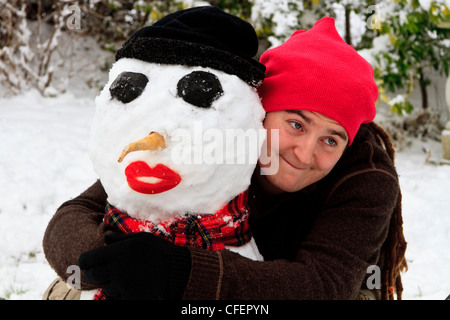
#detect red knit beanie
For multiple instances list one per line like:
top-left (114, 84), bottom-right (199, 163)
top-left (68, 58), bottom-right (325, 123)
top-left (258, 17), bottom-right (378, 145)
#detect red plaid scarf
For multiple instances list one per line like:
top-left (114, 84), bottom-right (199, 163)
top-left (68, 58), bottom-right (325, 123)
top-left (93, 190), bottom-right (251, 300)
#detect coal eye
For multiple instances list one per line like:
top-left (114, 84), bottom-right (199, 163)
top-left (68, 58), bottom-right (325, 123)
top-left (177, 71), bottom-right (223, 108)
top-left (109, 72), bottom-right (149, 104)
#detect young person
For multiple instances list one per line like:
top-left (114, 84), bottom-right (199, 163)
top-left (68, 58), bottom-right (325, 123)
top-left (43, 14), bottom-right (407, 301)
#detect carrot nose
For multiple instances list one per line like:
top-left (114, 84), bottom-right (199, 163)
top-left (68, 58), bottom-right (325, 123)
top-left (118, 132), bottom-right (166, 163)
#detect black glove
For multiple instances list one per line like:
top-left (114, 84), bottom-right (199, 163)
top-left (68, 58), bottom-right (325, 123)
top-left (78, 232), bottom-right (191, 300)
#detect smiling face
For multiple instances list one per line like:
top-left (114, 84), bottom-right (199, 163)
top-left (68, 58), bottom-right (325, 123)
top-left (258, 110), bottom-right (348, 194)
top-left (89, 58), bottom-right (265, 222)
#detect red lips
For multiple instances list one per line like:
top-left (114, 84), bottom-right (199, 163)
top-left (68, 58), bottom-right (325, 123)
top-left (125, 161), bottom-right (181, 194)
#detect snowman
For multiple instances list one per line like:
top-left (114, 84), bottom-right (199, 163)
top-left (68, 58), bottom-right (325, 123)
top-left (82, 6), bottom-right (267, 299)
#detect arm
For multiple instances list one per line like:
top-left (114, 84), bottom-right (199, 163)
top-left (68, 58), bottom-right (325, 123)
top-left (47, 162), bottom-right (398, 298)
top-left (42, 180), bottom-right (108, 289)
top-left (184, 170), bottom-right (399, 300)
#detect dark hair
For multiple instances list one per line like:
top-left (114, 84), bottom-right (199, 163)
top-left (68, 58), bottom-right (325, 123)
top-left (369, 122), bottom-right (408, 300)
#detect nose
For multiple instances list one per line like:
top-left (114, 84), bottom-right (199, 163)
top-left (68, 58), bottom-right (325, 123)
top-left (292, 136), bottom-right (315, 166)
top-left (118, 132), bottom-right (166, 163)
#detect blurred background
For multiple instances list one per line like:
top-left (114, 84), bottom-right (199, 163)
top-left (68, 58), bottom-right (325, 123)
top-left (1, 0), bottom-right (449, 138)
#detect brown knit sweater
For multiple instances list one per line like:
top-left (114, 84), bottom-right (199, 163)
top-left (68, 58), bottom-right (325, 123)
top-left (43, 123), bottom-right (400, 299)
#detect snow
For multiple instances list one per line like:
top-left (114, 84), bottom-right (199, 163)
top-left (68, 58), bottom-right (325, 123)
top-left (1, 4), bottom-right (450, 297)
top-left (418, 0), bottom-right (432, 11)
top-left (387, 94), bottom-right (406, 107)
top-left (392, 134), bottom-right (450, 299)
top-left (0, 89), bottom-right (97, 299)
top-left (1, 87), bottom-right (449, 300)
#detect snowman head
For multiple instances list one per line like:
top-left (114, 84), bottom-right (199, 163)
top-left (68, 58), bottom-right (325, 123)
top-left (88, 6), bottom-right (266, 222)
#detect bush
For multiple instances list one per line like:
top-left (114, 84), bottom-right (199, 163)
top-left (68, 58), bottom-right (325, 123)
top-left (0, 0), bottom-right (71, 95)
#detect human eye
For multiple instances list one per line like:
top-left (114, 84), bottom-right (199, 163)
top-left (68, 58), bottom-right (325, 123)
top-left (323, 137), bottom-right (337, 147)
top-left (289, 121), bottom-right (303, 131)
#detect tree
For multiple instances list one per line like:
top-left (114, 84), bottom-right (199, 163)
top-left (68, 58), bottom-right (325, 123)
top-left (251, 0), bottom-right (449, 116)
top-left (0, 0), bottom-right (68, 95)
top-left (2, 0), bottom-right (448, 109)
top-left (360, 0), bottom-right (450, 114)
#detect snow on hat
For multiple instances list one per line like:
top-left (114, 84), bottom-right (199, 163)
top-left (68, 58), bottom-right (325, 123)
top-left (258, 17), bottom-right (378, 145)
top-left (115, 6), bottom-right (265, 87)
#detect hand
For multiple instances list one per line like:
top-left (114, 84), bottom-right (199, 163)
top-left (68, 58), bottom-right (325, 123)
top-left (78, 232), bottom-right (191, 300)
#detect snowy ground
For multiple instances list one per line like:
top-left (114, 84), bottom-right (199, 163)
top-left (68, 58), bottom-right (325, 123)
top-left (0, 88), bottom-right (449, 300)
top-left (395, 138), bottom-right (450, 300)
